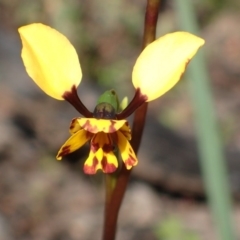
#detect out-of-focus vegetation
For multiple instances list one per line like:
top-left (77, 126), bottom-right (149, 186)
top-left (155, 216), bottom-right (200, 240)
top-left (176, 1), bottom-right (236, 240)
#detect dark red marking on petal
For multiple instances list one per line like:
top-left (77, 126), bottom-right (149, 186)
top-left (125, 154), bottom-right (137, 167)
top-left (58, 145), bottom-right (71, 158)
top-left (90, 141), bottom-right (100, 153)
top-left (110, 132), bottom-right (118, 145)
top-left (83, 157), bottom-right (99, 174)
top-left (63, 85), bottom-right (93, 117)
top-left (102, 143), bottom-right (114, 153)
top-left (116, 88), bottom-right (148, 119)
top-left (103, 134), bottom-right (116, 153)
top-left (119, 124), bottom-right (132, 140)
top-left (69, 118), bottom-right (77, 130)
top-left (82, 119), bottom-right (99, 133)
top-left (101, 156), bottom-right (117, 173)
top-left (179, 58), bottom-right (191, 80)
top-left (108, 120), bottom-right (117, 133)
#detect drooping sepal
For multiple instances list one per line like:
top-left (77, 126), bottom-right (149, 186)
top-left (116, 131), bottom-right (138, 169)
top-left (56, 129), bottom-right (92, 160)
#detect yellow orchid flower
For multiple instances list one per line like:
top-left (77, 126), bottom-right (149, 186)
top-left (56, 117), bottom-right (136, 174)
top-left (18, 23), bottom-right (204, 174)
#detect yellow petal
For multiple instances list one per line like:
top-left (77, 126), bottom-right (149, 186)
top-left (116, 131), bottom-right (138, 169)
top-left (56, 129), bottom-right (92, 160)
top-left (84, 148), bottom-right (103, 174)
top-left (69, 118), bottom-right (82, 135)
top-left (18, 23), bottom-right (82, 100)
top-left (102, 152), bottom-right (118, 173)
top-left (132, 32), bottom-right (205, 101)
top-left (77, 118), bottom-right (127, 133)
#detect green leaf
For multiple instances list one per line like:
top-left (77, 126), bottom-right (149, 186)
top-left (97, 89), bottom-right (119, 111)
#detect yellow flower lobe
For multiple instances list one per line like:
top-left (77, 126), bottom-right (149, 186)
top-left (132, 31), bottom-right (205, 101)
top-left (19, 23), bottom-right (82, 100)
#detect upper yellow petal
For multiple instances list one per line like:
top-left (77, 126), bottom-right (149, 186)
top-left (132, 32), bottom-right (205, 101)
top-left (18, 23), bottom-right (82, 100)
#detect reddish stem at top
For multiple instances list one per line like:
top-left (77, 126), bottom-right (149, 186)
top-left (63, 85), bottom-right (93, 118)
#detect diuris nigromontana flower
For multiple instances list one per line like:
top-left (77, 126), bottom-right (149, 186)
top-left (18, 23), bottom-right (204, 174)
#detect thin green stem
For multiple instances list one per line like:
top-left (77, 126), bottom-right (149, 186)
top-left (102, 1), bottom-right (161, 240)
top-left (174, 1), bottom-right (236, 239)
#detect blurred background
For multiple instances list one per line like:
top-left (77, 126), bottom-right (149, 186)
top-left (0, 0), bottom-right (240, 239)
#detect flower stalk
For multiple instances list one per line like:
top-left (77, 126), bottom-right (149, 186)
top-left (102, 1), bottom-right (161, 240)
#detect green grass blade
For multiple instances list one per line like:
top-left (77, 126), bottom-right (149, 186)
top-left (174, 1), bottom-right (236, 239)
